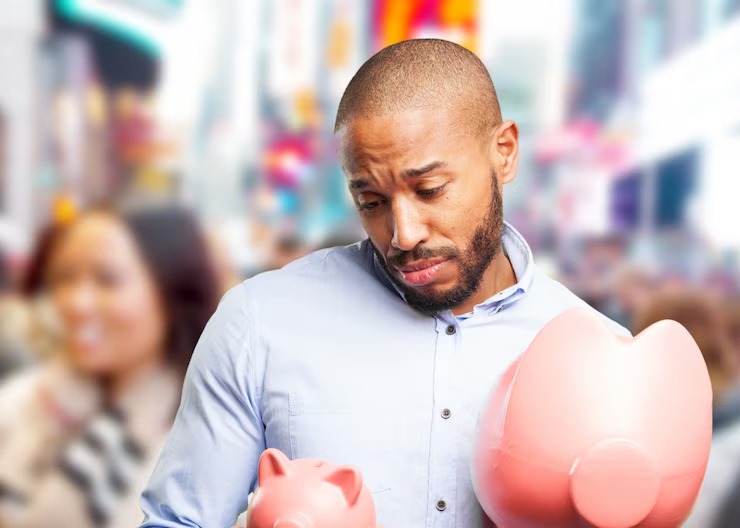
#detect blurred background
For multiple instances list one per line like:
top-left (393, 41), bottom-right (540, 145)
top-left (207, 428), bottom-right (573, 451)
top-left (1, 0), bottom-right (740, 527)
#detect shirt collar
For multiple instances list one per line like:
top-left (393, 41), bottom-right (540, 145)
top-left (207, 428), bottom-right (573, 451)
top-left (371, 221), bottom-right (535, 316)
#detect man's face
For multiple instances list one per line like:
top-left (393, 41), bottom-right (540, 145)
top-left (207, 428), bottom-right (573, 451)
top-left (338, 108), bottom-right (506, 315)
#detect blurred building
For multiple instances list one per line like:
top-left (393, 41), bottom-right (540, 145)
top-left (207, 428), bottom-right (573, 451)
top-left (534, 0), bottom-right (740, 297)
top-left (0, 1), bottom-right (44, 249)
top-left (0, 0), bottom-right (739, 285)
top-left (569, 0), bottom-right (625, 122)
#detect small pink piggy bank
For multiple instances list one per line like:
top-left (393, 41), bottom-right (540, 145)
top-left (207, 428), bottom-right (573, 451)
top-left (246, 448), bottom-right (379, 528)
top-left (472, 308), bottom-right (712, 528)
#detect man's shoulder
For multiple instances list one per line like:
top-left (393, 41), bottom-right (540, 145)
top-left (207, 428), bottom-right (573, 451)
top-left (283, 240), bottom-right (371, 273)
top-left (527, 267), bottom-right (584, 306)
top-left (528, 266), bottom-right (631, 337)
top-left (204, 241), bottom-right (384, 352)
top-left (226, 240), bottom-right (382, 313)
top-left (249, 240), bottom-right (372, 287)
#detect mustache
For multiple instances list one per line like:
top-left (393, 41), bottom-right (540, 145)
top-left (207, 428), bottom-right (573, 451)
top-left (386, 245), bottom-right (459, 268)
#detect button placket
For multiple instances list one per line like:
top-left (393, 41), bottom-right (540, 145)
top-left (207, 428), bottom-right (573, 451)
top-left (427, 318), bottom-right (459, 526)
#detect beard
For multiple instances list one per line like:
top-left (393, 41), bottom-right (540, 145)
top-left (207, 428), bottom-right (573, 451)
top-left (372, 174), bottom-right (505, 316)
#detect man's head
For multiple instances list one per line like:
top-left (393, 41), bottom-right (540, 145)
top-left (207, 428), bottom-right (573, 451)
top-left (335, 39), bottom-right (519, 315)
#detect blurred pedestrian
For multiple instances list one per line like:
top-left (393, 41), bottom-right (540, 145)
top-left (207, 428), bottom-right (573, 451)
top-left (723, 295), bottom-right (740, 358)
top-left (695, 295), bottom-right (740, 528)
top-left (0, 203), bottom-right (219, 528)
top-left (635, 291), bottom-right (740, 528)
top-left (634, 290), bottom-right (740, 426)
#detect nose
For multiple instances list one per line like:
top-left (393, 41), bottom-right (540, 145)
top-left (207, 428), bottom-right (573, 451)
top-left (390, 198), bottom-right (429, 252)
top-left (64, 281), bottom-right (96, 320)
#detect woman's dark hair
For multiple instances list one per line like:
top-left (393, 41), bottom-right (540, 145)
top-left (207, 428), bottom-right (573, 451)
top-left (22, 223), bottom-right (65, 295)
top-left (118, 204), bottom-right (220, 373)
top-left (23, 202), bottom-right (220, 374)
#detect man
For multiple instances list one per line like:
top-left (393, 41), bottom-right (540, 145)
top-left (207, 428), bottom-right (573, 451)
top-left (140, 39), bottom-right (627, 527)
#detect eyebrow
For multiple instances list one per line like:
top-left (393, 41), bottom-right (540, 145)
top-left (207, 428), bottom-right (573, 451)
top-left (349, 179), bottom-right (369, 190)
top-left (349, 161), bottom-right (447, 190)
top-left (402, 161), bottom-right (447, 178)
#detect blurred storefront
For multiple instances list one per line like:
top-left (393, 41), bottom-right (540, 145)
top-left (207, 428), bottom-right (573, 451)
top-left (0, 0), bottom-right (738, 283)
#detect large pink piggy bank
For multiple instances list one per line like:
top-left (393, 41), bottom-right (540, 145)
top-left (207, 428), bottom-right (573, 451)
top-left (472, 308), bottom-right (712, 528)
top-left (246, 448), bottom-right (379, 528)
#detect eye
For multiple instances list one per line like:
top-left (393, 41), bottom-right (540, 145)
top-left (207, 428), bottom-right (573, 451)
top-left (96, 267), bottom-right (124, 288)
top-left (48, 266), bottom-right (76, 288)
top-left (358, 201), bottom-right (384, 214)
top-left (357, 193), bottom-right (386, 214)
top-left (417, 184), bottom-right (447, 198)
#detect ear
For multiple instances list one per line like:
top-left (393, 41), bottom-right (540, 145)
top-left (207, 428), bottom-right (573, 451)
top-left (258, 448), bottom-right (292, 485)
top-left (488, 120), bottom-right (519, 185)
top-left (324, 466), bottom-right (363, 506)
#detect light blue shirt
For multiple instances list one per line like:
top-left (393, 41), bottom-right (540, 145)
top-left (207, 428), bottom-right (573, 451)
top-left (140, 222), bottom-right (627, 528)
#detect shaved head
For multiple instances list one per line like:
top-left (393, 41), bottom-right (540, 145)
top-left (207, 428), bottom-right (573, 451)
top-left (335, 39), bottom-right (502, 137)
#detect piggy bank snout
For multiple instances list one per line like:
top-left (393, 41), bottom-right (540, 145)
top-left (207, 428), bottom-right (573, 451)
top-left (570, 439), bottom-right (660, 528)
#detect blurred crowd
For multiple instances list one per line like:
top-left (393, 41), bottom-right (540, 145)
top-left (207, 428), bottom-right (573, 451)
top-left (1, 207), bottom-right (740, 525)
top-left (1, 0), bottom-right (740, 526)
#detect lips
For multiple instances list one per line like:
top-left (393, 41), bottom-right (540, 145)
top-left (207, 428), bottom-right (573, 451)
top-left (70, 324), bottom-right (104, 352)
top-left (394, 258), bottom-right (449, 287)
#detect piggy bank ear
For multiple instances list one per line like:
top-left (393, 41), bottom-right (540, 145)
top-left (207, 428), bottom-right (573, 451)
top-left (325, 466), bottom-right (363, 506)
top-left (258, 448), bottom-right (292, 485)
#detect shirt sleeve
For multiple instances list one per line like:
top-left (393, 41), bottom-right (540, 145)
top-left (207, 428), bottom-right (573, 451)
top-left (139, 284), bottom-right (266, 527)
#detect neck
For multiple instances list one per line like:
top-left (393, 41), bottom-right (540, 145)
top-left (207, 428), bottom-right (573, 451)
top-left (451, 250), bottom-right (517, 316)
top-left (105, 355), bottom-right (164, 403)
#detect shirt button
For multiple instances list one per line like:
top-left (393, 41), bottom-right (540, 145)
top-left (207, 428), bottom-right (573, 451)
top-left (441, 408), bottom-right (452, 419)
top-left (436, 499), bottom-right (447, 511)
top-left (445, 325), bottom-right (456, 335)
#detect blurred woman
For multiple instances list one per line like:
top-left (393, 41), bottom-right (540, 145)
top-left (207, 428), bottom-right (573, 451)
top-left (0, 203), bottom-right (220, 528)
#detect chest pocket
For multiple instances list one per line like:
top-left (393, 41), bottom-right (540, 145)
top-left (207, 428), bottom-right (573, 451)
top-left (288, 391), bottom-right (430, 524)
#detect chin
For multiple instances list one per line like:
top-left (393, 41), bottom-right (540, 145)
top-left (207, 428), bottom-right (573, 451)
top-left (67, 350), bottom-right (116, 377)
top-left (416, 279), bottom-right (459, 294)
